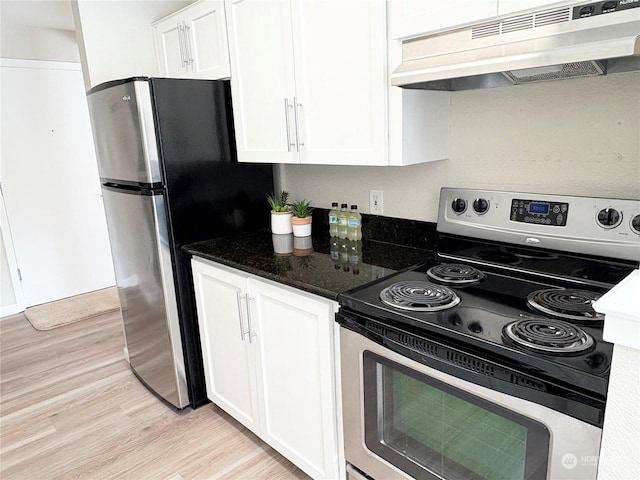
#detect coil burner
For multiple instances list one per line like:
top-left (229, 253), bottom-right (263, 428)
top-left (503, 318), bottom-right (594, 355)
top-left (527, 288), bottom-right (604, 323)
top-left (379, 281), bottom-right (460, 312)
top-left (427, 263), bottom-right (485, 285)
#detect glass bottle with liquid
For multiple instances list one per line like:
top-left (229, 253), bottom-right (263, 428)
top-left (347, 205), bottom-right (362, 241)
top-left (328, 202), bottom-right (339, 236)
top-left (337, 203), bottom-right (349, 239)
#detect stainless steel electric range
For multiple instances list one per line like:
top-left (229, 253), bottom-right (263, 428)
top-left (338, 188), bottom-right (640, 480)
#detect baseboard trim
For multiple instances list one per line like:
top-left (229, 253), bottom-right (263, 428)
top-left (0, 304), bottom-right (23, 319)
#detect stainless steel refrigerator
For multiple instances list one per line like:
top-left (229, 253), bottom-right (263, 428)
top-left (86, 77), bottom-right (273, 409)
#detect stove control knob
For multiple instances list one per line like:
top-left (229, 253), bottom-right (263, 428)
top-left (631, 214), bottom-right (640, 235)
top-left (451, 198), bottom-right (467, 214)
top-left (473, 198), bottom-right (490, 215)
top-left (596, 208), bottom-right (622, 228)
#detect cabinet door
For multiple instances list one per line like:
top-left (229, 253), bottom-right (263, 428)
top-left (249, 279), bottom-right (338, 480)
top-left (390, 0), bottom-right (498, 39)
top-left (191, 259), bottom-right (260, 434)
top-left (184, 0), bottom-right (231, 79)
top-left (154, 16), bottom-right (187, 78)
top-left (225, 0), bottom-right (298, 163)
top-left (291, 0), bottom-right (387, 166)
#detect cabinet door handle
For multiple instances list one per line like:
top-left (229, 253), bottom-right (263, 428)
top-left (245, 295), bottom-right (256, 343)
top-left (284, 98), bottom-right (295, 152)
top-left (293, 97), bottom-right (304, 151)
top-left (177, 23), bottom-right (187, 67)
top-left (236, 292), bottom-right (249, 341)
top-left (184, 22), bottom-right (194, 65)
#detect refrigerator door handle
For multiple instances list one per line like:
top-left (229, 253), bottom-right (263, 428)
top-left (236, 292), bottom-right (249, 341)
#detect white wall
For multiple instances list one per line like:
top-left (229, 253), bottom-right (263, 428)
top-left (280, 72), bottom-right (640, 220)
top-left (72, 0), bottom-right (194, 90)
top-left (0, 25), bottom-right (79, 63)
top-left (0, 1), bottom-right (80, 62)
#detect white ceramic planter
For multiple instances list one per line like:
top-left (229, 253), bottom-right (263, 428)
top-left (271, 211), bottom-right (293, 234)
top-left (291, 216), bottom-right (312, 237)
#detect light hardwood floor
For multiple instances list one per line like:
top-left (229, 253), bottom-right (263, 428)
top-left (0, 311), bottom-right (310, 480)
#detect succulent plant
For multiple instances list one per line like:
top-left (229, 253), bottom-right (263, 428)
top-left (290, 199), bottom-right (314, 219)
top-left (267, 190), bottom-right (290, 213)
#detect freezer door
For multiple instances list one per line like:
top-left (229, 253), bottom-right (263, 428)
top-left (101, 185), bottom-right (188, 408)
top-left (87, 79), bottom-right (162, 185)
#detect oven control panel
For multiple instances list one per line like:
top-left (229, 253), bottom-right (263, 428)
top-left (437, 188), bottom-right (640, 262)
top-left (510, 199), bottom-right (569, 226)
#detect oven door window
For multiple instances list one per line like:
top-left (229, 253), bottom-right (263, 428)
top-left (363, 352), bottom-right (550, 480)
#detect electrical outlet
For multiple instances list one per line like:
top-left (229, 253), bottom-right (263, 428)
top-left (370, 190), bottom-right (383, 215)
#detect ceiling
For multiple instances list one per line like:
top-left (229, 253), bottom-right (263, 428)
top-left (1, 0), bottom-right (75, 31)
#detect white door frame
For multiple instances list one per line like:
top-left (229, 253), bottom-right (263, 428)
top-left (0, 182), bottom-right (25, 317)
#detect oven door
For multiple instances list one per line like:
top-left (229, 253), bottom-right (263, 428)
top-left (339, 325), bottom-right (602, 480)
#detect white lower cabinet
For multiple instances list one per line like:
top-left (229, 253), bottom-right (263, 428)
top-left (191, 258), bottom-right (342, 480)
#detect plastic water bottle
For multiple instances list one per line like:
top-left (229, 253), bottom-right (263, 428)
top-left (347, 205), bottom-right (362, 241)
top-left (328, 202), bottom-right (339, 236)
top-left (337, 204), bottom-right (349, 239)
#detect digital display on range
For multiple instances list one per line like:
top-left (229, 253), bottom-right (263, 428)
top-left (511, 199), bottom-right (569, 226)
top-left (527, 202), bottom-right (549, 215)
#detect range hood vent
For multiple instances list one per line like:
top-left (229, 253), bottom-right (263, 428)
top-left (392, 2), bottom-right (640, 91)
top-left (472, 6), bottom-right (571, 39)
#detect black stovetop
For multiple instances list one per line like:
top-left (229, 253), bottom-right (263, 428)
top-left (338, 256), bottom-right (624, 398)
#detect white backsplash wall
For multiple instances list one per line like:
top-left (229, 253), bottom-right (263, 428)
top-left (279, 72), bottom-right (640, 222)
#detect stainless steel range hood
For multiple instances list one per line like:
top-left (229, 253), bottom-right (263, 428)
top-left (392, 2), bottom-right (640, 91)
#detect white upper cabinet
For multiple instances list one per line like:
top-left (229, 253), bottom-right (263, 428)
top-left (290, 0), bottom-right (387, 166)
top-left (153, 0), bottom-right (231, 80)
top-left (226, 0), bottom-right (387, 165)
top-left (224, 0), bottom-right (297, 164)
top-left (390, 0), bottom-right (498, 39)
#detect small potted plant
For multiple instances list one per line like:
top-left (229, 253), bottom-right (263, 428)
top-left (267, 190), bottom-right (292, 234)
top-left (290, 199), bottom-right (314, 237)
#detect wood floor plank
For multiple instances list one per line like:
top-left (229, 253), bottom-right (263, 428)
top-left (0, 312), bottom-right (309, 480)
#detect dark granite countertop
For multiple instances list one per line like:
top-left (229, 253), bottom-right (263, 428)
top-left (184, 212), bottom-right (438, 301)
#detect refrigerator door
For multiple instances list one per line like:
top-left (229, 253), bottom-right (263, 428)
top-left (87, 79), bottom-right (162, 185)
top-left (101, 184), bottom-right (189, 408)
